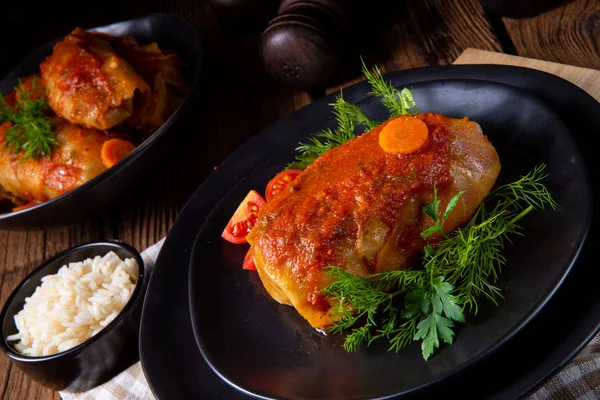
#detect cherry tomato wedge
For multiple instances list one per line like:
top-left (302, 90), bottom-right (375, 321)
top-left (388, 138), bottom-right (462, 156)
top-left (221, 190), bottom-right (266, 244)
top-left (243, 246), bottom-right (257, 270)
top-left (265, 169), bottom-right (302, 202)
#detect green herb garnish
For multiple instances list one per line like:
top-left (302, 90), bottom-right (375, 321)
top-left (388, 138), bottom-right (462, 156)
top-left (322, 165), bottom-right (558, 360)
top-left (287, 59), bottom-right (416, 170)
top-left (360, 57), bottom-right (418, 117)
top-left (0, 77), bottom-right (56, 160)
top-left (287, 94), bottom-right (361, 169)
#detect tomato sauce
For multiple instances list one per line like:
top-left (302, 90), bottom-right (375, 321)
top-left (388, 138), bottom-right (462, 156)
top-left (42, 35), bottom-right (113, 113)
top-left (253, 113), bottom-right (452, 292)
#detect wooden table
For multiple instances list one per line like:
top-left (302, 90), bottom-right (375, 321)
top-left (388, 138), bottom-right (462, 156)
top-left (0, 0), bottom-right (598, 398)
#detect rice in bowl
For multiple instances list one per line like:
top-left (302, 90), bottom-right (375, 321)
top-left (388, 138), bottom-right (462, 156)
top-left (6, 251), bottom-right (138, 357)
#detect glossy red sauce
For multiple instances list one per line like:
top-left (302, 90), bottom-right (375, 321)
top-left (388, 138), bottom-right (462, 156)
top-left (254, 113), bottom-right (451, 291)
top-left (41, 37), bottom-right (113, 110)
top-left (43, 159), bottom-right (81, 193)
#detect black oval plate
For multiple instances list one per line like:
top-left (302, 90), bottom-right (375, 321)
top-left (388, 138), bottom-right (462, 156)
top-left (139, 65), bottom-right (600, 400)
top-left (0, 13), bottom-right (202, 230)
top-left (187, 79), bottom-right (591, 399)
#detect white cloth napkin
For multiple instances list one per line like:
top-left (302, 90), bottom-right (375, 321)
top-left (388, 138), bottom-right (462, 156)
top-left (60, 362), bottom-right (154, 400)
top-left (59, 238), bottom-right (600, 400)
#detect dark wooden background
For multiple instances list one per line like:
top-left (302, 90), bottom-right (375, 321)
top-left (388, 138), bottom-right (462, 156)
top-left (0, 0), bottom-right (598, 398)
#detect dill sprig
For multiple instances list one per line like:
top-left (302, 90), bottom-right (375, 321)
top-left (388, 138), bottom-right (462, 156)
top-left (287, 94), bottom-right (369, 169)
top-left (322, 164), bottom-right (557, 360)
top-left (0, 77), bottom-right (56, 160)
top-left (322, 266), bottom-right (425, 352)
top-left (436, 164), bottom-right (559, 313)
top-left (360, 57), bottom-right (418, 117)
top-left (287, 60), bottom-right (416, 170)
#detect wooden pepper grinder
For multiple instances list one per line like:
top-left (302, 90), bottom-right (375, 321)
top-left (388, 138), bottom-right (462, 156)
top-left (259, 0), bottom-right (355, 91)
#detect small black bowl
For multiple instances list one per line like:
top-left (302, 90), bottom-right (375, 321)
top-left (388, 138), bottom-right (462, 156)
top-left (0, 240), bottom-right (146, 392)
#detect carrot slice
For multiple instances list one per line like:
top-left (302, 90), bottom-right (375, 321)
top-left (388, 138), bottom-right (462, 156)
top-left (379, 115), bottom-right (429, 154)
top-left (101, 138), bottom-right (136, 168)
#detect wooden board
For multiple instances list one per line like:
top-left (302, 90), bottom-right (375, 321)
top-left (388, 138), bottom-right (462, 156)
top-left (454, 48), bottom-right (600, 103)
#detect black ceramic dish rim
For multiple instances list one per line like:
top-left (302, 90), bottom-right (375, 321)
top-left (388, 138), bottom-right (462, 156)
top-left (0, 239), bottom-right (145, 364)
top-left (0, 12), bottom-right (203, 221)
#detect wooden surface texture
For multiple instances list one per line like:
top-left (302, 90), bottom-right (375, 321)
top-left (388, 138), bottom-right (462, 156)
top-left (454, 48), bottom-right (600, 101)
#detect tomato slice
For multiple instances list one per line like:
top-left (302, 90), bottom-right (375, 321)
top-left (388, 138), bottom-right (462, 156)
top-left (265, 169), bottom-right (302, 202)
top-left (243, 246), bottom-right (257, 270)
top-left (222, 190), bottom-right (266, 244)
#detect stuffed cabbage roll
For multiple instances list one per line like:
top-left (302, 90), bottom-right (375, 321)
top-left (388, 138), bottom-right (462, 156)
top-left (0, 117), bottom-right (125, 208)
top-left (103, 34), bottom-right (189, 134)
top-left (247, 113), bottom-right (501, 329)
top-left (39, 28), bottom-right (151, 131)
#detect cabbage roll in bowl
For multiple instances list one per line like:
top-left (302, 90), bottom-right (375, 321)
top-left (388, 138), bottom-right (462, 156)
top-left (0, 25), bottom-right (189, 213)
top-left (40, 28), bottom-right (188, 134)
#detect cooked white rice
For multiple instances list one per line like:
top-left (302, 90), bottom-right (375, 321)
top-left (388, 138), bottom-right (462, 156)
top-left (6, 251), bottom-right (138, 357)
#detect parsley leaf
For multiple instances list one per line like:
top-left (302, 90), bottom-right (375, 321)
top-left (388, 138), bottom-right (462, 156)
top-left (404, 277), bottom-right (464, 360)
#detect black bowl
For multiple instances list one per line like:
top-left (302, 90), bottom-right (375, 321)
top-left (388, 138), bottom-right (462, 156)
top-left (0, 13), bottom-right (203, 230)
top-left (0, 240), bottom-right (146, 392)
